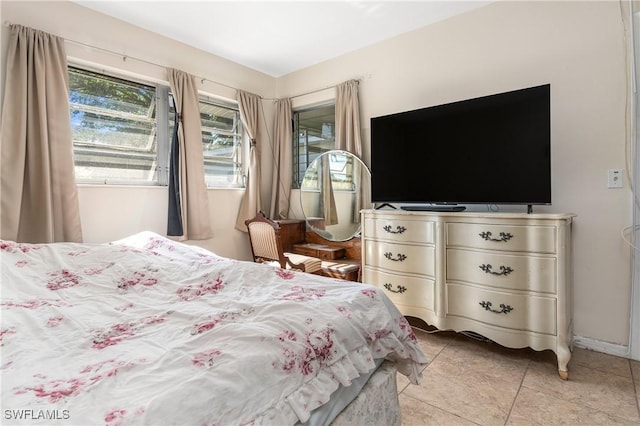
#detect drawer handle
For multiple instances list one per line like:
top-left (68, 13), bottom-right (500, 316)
top-left (384, 252), bottom-right (407, 262)
top-left (384, 283), bottom-right (407, 294)
top-left (383, 225), bottom-right (407, 234)
top-left (479, 231), bottom-right (514, 242)
top-left (479, 264), bottom-right (514, 276)
top-left (479, 301), bottom-right (514, 314)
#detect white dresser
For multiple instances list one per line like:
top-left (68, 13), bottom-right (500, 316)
top-left (361, 210), bottom-right (575, 379)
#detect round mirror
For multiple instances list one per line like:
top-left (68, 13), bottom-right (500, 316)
top-left (300, 150), bottom-right (372, 241)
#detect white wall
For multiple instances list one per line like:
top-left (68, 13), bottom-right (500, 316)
top-left (1, 0), bottom-right (277, 260)
top-left (279, 1), bottom-right (634, 348)
top-left (0, 0), bottom-right (635, 349)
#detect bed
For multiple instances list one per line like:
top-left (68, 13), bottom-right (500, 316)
top-left (0, 232), bottom-right (427, 425)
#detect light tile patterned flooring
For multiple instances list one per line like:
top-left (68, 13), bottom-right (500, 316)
top-left (397, 327), bottom-right (640, 425)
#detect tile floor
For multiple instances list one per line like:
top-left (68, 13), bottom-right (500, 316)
top-left (397, 327), bottom-right (640, 425)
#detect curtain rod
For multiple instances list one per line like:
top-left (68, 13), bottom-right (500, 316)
top-left (66, 38), bottom-right (240, 93)
top-left (265, 79), bottom-right (361, 102)
top-left (4, 20), bottom-right (361, 102)
top-left (66, 30), bottom-right (361, 102)
top-left (4, 20), bottom-right (239, 93)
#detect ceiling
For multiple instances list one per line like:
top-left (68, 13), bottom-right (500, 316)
top-left (72, 1), bottom-right (491, 77)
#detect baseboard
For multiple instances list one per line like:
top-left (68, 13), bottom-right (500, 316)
top-left (572, 335), bottom-right (631, 358)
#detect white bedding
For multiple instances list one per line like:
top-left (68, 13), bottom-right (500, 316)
top-left (0, 232), bottom-right (427, 425)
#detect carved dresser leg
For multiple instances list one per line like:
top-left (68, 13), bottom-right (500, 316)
top-left (557, 344), bottom-right (571, 380)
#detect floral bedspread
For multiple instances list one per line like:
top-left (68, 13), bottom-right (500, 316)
top-left (0, 232), bottom-right (427, 425)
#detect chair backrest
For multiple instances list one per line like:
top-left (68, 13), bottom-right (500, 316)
top-left (245, 212), bottom-right (290, 269)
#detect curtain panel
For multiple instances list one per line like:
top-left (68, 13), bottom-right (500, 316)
top-left (167, 97), bottom-right (183, 236)
top-left (269, 98), bottom-right (292, 220)
top-left (167, 68), bottom-right (212, 240)
top-left (0, 24), bottom-right (82, 243)
top-left (335, 79), bottom-right (369, 222)
top-left (335, 80), bottom-right (362, 157)
top-left (235, 90), bottom-right (262, 232)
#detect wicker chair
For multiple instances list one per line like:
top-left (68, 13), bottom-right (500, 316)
top-left (245, 212), bottom-right (322, 274)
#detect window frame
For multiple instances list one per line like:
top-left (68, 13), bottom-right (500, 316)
top-left (69, 65), bottom-right (169, 186)
top-left (197, 96), bottom-right (245, 189)
top-left (292, 102), bottom-right (336, 189)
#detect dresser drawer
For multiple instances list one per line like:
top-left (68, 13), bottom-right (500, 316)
top-left (363, 217), bottom-right (435, 244)
top-left (292, 243), bottom-right (345, 260)
top-left (447, 223), bottom-right (556, 254)
top-left (446, 283), bottom-right (557, 335)
top-left (364, 241), bottom-right (435, 277)
top-left (447, 249), bottom-right (557, 294)
top-left (364, 269), bottom-right (435, 312)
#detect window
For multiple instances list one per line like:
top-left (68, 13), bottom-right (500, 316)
top-left (69, 66), bottom-right (244, 188)
top-left (292, 104), bottom-right (335, 188)
top-left (198, 99), bottom-right (243, 187)
top-left (69, 67), bottom-right (167, 185)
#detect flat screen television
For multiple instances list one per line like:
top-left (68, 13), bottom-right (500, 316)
top-left (370, 84), bottom-right (551, 212)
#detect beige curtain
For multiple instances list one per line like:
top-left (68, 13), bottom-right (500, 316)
top-left (269, 98), bottom-right (292, 220)
top-left (0, 25), bottom-right (82, 243)
top-left (167, 68), bottom-right (212, 240)
top-left (335, 80), bottom-right (362, 157)
top-left (335, 80), bottom-right (370, 222)
top-left (235, 90), bottom-right (262, 231)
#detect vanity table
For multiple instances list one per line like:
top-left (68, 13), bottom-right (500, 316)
top-left (275, 219), bottom-right (362, 282)
top-left (295, 232), bottom-right (361, 281)
top-left (284, 149), bottom-right (372, 282)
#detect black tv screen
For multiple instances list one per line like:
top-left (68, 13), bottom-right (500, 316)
top-left (370, 84), bottom-right (551, 208)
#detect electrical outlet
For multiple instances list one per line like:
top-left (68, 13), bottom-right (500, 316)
top-left (608, 169), bottom-right (623, 188)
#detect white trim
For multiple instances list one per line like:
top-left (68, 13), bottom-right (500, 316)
top-left (573, 335), bottom-right (630, 358)
top-left (630, 8), bottom-right (640, 361)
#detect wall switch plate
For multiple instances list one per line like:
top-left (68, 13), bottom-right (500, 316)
top-left (608, 169), bottom-right (623, 188)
